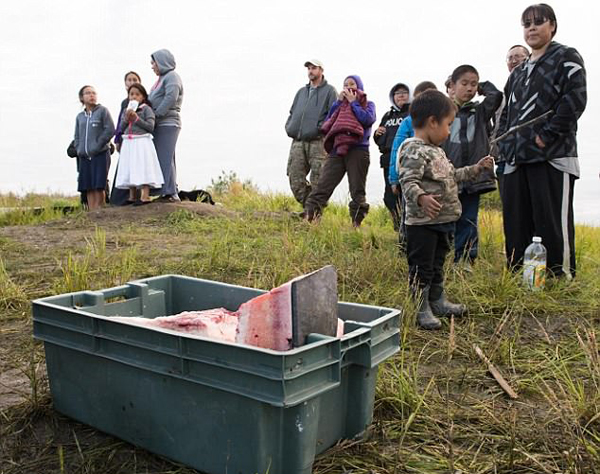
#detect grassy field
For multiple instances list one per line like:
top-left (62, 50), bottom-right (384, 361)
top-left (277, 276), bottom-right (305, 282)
top-left (1, 183), bottom-right (599, 474)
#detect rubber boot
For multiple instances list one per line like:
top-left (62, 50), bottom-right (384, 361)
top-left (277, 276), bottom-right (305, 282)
top-left (429, 285), bottom-right (467, 318)
top-left (416, 287), bottom-right (442, 330)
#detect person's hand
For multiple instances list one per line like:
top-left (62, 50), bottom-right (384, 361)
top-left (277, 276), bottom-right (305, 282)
top-left (125, 109), bottom-right (138, 121)
top-left (344, 88), bottom-right (357, 103)
top-left (391, 184), bottom-right (400, 196)
top-left (476, 155), bottom-right (495, 172)
top-left (417, 194), bottom-right (442, 219)
top-left (535, 135), bottom-right (546, 148)
top-left (374, 126), bottom-right (386, 136)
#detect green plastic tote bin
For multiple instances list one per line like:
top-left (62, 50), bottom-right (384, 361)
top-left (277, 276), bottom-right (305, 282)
top-left (33, 275), bottom-right (400, 474)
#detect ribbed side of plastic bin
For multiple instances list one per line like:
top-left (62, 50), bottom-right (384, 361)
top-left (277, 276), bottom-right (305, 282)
top-left (33, 275), bottom-right (400, 474)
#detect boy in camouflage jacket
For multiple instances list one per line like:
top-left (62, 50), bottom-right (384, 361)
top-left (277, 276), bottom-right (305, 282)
top-left (398, 91), bottom-right (493, 330)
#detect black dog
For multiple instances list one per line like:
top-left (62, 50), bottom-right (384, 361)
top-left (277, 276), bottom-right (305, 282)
top-left (178, 189), bottom-right (215, 205)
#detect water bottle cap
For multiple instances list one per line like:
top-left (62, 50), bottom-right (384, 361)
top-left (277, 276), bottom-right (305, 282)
top-left (533, 236), bottom-right (542, 243)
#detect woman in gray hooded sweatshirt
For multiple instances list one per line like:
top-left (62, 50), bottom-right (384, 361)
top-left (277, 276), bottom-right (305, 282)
top-left (148, 49), bottom-right (184, 201)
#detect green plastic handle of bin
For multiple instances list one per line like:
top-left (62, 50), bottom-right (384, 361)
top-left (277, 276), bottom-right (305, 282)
top-left (101, 282), bottom-right (147, 300)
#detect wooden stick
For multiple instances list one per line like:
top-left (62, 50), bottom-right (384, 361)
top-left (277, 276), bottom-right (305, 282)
top-left (447, 315), bottom-right (456, 362)
top-left (489, 109), bottom-right (554, 149)
top-left (474, 344), bottom-right (519, 399)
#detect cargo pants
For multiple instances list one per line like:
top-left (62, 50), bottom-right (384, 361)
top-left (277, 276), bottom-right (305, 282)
top-left (304, 148), bottom-right (370, 226)
top-left (287, 138), bottom-right (327, 205)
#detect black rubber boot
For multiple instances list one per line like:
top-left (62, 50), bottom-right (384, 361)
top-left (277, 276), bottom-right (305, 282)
top-left (429, 285), bottom-right (467, 318)
top-left (416, 287), bottom-right (442, 330)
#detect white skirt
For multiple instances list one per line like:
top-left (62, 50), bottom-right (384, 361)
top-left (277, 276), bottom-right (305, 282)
top-left (116, 134), bottom-right (165, 188)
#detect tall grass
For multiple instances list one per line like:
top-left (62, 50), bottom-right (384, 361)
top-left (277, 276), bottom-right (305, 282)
top-left (53, 227), bottom-right (140, 294)
top-left (0, 192), bottom-right (81, 227)
top-left (0, 192), bottom-right (78, 209)
top-left (0, 256), bottom-right (27, 315)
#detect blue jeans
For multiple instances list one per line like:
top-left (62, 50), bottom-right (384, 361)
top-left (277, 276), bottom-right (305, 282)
top-left (455, 193), bottom-right (480, 262)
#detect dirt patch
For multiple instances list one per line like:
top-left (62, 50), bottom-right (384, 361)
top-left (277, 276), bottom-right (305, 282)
top-left (0, 202), bottom-right (245, 266)
top-left (0, 368), bottom-right (30, 410)
top-left (0, 201), bottom-right (231, 243)
top-left (0, 369), bottom-right (29, 410)
top-left (83, 200), bottom-right (233, 226)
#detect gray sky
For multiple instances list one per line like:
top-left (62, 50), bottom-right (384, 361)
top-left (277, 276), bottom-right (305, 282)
top-left (1, 0), bottom-right (598, 222)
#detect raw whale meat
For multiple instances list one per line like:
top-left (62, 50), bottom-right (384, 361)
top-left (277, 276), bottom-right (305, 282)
top-left (110, 269), bottom-right (342, 350)
top-left (110, 308), bottom-right (238, 342)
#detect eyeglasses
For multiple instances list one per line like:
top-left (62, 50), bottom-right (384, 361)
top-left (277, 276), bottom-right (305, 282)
top-left (522, 17), bottom-right (548, 28)
top-left (506, 54), bottom-right (528, 63)
top-left (394, 90), bottom-right (409, 96)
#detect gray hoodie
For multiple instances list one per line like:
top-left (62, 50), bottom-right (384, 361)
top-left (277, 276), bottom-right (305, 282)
top-left (148, 49), bottom-right (184, 127)
top-left (74, 104), bottom-right (115, 158)
top-left (285, 78), bottom-right (337, 141)
top-left (119, 103), bottom-right (155, 136)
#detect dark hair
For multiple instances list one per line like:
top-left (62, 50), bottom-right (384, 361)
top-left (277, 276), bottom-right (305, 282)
top-left (393, 84), bottom-right (409, 93)
top-left (78, 85), bottom-right (93, 105)
top-left (410, 90), bottom-right (456, 129)
top-left (413, 81), bottom-right (437, 97)
top-left (128, 83), bottom-right (152, 107)
top-left (521, 3), bottom-right (557, 37)
top-left (124, 71), bottom-right (141, 83)
top-left (444, 75), bottom-right (452, 91)
top-left (451, 65), bottom-right (479, 83)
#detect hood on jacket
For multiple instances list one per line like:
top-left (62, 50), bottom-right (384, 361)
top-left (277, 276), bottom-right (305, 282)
top-left (307, 77), bottom-right (330, 89)
top-left (151, 49), bottom-right (176, 75)
top-left (345, 75), bottom-right (364, 91)
top-left (389, 83), bottom-right (410, 111)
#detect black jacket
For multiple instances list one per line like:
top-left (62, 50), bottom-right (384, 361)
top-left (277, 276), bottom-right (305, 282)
top-left (374, 83), bottom-right (410, 168)
top-left (442, 81), bottom-right (502, 194)
top-left (498, 41), bottom-right (587, 165)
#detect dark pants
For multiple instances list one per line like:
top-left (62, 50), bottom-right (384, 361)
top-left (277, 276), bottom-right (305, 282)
top-left (109, 162), bottom-right (132, 206)
top-left (304, 148), bottom-right (370, 225)
top-left (455, 193), bottom-right (480, 262)
top-left (382, 165), bottom-right (402, 229)
top-left (406, 225), bottom-right (452, 297)
top-left (503, 161), bottom-right (576, 278)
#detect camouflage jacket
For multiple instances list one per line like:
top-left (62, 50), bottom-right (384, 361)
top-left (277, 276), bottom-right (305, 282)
top-left (398, 138), bottom-right (481, 225)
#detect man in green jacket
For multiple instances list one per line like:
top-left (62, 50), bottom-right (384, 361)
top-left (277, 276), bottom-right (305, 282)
top-left (285, 59), bottom-right (337, 205)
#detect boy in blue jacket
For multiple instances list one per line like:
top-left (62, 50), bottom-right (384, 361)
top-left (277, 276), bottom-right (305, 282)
top-left (373, 82), bottom-right (410, 230)
top-left (388, 81), bottom-right (438, 247)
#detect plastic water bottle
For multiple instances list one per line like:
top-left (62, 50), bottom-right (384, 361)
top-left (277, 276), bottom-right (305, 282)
top-left (523, 236), bottom-right (547, 290)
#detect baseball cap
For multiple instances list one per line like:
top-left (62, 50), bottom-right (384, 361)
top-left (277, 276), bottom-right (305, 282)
top-left (304, 59), bottom-right (324, 68)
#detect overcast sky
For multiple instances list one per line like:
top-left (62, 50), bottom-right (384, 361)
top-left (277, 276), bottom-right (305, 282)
top-left (0, 0), bottom-right (598, 222)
